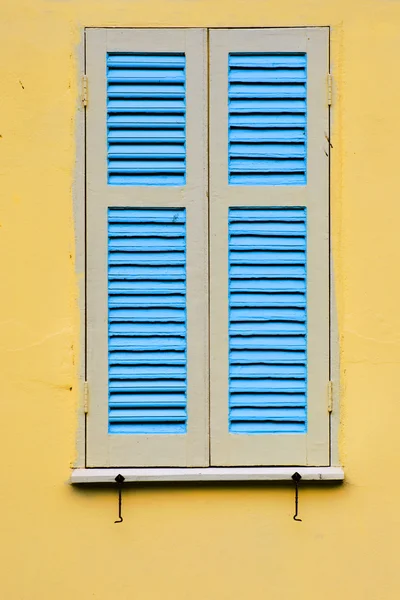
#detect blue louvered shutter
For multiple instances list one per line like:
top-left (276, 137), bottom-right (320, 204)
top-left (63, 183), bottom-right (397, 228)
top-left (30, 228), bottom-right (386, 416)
top-left (228, 207), bottom-right (307, 435)
top-left (209, 28), bottom-right (330, 466)
top-left (108, 208), bottom-right (187, 434)
top-left (228, 53), bottom-right (307, 185)
top-left (86, 28), bottom-right (209, 468)
top-left (107, 53), bottom-right (186, 186)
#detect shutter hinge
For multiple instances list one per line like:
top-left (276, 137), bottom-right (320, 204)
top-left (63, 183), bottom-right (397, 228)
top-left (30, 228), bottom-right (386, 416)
top-left (327, 380), bottom-right (333, 413)
top-left (82, 74), bottom-right (88, 108)
top-left (83, 380), bottom-right (89, 414)
top-left (327, 73), bottom-right (333, 106)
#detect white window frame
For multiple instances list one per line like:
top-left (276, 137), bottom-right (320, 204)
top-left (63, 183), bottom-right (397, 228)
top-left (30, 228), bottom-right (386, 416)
top-left (72, 26), bottom-right (342, 483)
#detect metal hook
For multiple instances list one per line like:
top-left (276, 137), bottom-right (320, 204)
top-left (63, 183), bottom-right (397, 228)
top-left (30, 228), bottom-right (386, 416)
top-left (325, 133), bottom-right (333, 149)
top-left (114, 474), bottom-right (125, 524)
top-left (292, 472), bottom-right (302, 522)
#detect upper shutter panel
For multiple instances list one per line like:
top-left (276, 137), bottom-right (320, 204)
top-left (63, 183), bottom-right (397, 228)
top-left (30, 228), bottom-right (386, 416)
top-left (107, 53), bottom-right (186, 185)
top-left (210, 28), bottom-right (330, 466)
top-left (86, 29), bottom-right (208, 468)
top-left (228, 53), bottom-right (307, 185)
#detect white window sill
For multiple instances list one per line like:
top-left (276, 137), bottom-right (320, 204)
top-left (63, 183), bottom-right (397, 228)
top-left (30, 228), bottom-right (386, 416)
top-left (70, 466), bottom-right (344, 484)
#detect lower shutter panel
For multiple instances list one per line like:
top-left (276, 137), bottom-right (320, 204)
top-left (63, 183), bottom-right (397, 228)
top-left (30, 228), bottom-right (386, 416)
top-left (108, 208), bottom-right (187, 434)
top-left (228, 207), bottom-right (307, 434)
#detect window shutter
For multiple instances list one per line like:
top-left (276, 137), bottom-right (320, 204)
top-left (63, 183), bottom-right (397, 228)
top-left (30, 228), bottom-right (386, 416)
top-left (86, 29), bottom-right (209, 467)
top-left (209, 28), bottom-right (330, 466)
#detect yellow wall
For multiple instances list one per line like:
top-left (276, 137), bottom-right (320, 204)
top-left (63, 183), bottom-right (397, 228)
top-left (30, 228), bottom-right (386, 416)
top-left (1, 0), bottom-right (400, 598)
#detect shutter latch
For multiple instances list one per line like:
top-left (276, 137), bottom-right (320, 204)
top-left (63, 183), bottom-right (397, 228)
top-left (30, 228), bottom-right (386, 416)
top-left (292, 472), bottom-right (302, 522)
top-left (114, 474), bottom-right (125, 524)
top-left (82, 74), bottom-right (88, 108)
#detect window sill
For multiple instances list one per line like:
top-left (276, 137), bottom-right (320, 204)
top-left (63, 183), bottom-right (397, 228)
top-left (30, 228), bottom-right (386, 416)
top-left (70, 466), bottom-right (344, 484)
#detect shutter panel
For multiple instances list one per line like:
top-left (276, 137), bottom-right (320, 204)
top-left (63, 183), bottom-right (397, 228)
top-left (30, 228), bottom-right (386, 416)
top-left (108, 208), bottom-right (187, 435)
top-left (228, 53), bottom-right (307, 185)
top-left (228, 207), bottom-right (307, 435)
top-left (86, 29), bottom-right (208, 467)
top-left (210, 28), bottom-right (330, 466)
top-left (107, 53), bottom-right (186, 186)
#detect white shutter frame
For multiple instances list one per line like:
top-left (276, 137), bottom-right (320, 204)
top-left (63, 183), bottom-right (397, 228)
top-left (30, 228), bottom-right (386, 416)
top-left (209, 28), bottom-right (330, 466)
top-left (86, 29), bottom-right (209, 467)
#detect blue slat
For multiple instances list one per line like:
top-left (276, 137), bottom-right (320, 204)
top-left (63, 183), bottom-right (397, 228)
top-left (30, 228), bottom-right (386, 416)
top-left (229, 54), bottom-right (306, 67)
top-left (229, 207), bottom-right (307, 434)
top-left (108, 208), bottom-right (187, 434)
top-left (107, 53), bottom-right (186, 185)
top-left (107, 54), bottom-right (186, 66)
top-left (228, 53), bottom-right (307, 185)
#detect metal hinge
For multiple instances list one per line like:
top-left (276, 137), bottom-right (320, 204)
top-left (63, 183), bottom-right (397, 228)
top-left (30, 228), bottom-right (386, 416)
top-left (327, 73), bottom-right (332, 106)
top-left (327, 380), bottom-right (333, 413)
top-left (83, 380), bottom-right (89, 414)
top-left (82, 74), bottom-right (88, 108)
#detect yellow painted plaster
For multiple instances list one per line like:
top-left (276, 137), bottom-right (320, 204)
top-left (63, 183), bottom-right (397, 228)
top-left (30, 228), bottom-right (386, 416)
top-left (1, 1), bottom-right (400, 598)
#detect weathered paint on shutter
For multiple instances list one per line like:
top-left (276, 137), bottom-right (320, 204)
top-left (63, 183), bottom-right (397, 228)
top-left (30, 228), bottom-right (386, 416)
top-left (107, 53), bottom-right (186, 185)
top-left (228, 53), bottom-right (307, 185)
top-left (228, 207), bottom-right (307, 434)
top-left (108, 208), bottom-right (187, 434)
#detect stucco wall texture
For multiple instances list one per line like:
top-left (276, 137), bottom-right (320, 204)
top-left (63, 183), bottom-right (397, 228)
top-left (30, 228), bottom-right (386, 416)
top-left (1, 1), bottom-right (400, 598)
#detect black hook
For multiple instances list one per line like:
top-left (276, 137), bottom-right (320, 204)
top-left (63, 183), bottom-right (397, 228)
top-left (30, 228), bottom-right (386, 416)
top-left (114, 474), bottom-right (125, 524)
top-left (292, 472), bottom-right (302, 522)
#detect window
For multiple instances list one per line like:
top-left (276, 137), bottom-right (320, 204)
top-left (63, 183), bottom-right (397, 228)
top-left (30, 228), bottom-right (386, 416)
top-left (83, 27), bottom-right (332, 469)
